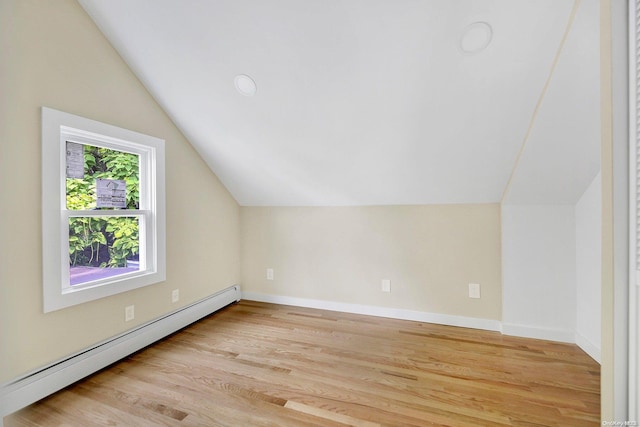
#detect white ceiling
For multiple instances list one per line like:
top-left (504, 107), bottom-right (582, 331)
top-left (503, 0), bottom-right (600, 205)
top-left (79, 0), bottom-right (599, 206)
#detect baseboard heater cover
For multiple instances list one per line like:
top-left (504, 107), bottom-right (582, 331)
top-left (0, 285), bottom-right (241, 424)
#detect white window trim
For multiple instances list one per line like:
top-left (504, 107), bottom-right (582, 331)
top-left (42, 107), bottom-right (166, 313)
top-left (631, 0), bottom-right (640, 418)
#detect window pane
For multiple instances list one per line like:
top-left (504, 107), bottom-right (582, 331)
top-left (69, 216), bottom-right (140, 286)
top-left (66, 144), bottom-right (140, 210)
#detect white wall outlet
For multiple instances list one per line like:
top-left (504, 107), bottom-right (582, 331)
top-left (469, 283), bottom-right (481, 299)
top-left (382, 279), bottom-right (391, 292)
top-left (171, 289), bottom-right (179, 303)
top-left (266, 268), bottom-right (274, 280)
top-left (125, 305), bottom-right (135, 322)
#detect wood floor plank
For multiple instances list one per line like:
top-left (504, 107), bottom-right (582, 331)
top-left (4, 301), bottom-right (599, 426)
top-left (284, 400), bottom-right (381, 427)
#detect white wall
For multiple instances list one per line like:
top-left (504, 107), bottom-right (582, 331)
top-left (502, 205), bottom-right (577, 342)
top-left (575, 172), bottom-right (602, 362)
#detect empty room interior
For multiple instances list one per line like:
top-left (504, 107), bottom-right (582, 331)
top-left (0, 0), bottom-right (632, 425)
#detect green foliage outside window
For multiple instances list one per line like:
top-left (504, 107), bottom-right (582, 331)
top-left (67, 145), bottom-right (140, 268)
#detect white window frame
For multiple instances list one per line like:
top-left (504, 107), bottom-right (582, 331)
top-left (631, 0), bottom-right (640, 418)
top-left (42, 107), bottom-right (166, 313)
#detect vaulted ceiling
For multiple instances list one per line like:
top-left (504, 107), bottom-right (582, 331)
top-left (79, 0), bottom-right (600, 206)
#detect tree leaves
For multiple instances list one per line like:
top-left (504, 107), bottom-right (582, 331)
top-left (67, 145), bottom-right (140, 268)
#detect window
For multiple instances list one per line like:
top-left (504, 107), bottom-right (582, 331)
top-left (42, 107), bottom-right (165, 312)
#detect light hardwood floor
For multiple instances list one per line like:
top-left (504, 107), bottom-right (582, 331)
top-left (5, 301), bottom-right (600, 426)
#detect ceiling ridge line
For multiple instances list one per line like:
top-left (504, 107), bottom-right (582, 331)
top-left (500, 0), bottom-right (583, 204)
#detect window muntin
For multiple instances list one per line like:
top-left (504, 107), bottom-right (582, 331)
top-left (42, 107), bottom-right (166, 312)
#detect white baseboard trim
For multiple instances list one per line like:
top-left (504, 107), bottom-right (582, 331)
top-left (575, 332), bottom-right (601, 364)
top-left (501, 322), bottom-right (575, 343)
top-left (244, 293), bottom-right (586, 346)
top-left (242, 292), bottom-right (502, 332)
top-left (0, 285), bottom-right (241, 425)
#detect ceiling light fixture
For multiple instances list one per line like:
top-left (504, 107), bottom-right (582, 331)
top-left (234, 74), bottom-right (257, 96)
top-left (460, 22), bottom-right (493, 54)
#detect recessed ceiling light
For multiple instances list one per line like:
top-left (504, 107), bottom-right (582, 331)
top-left (234, 74), bottom-right (257, 96)
top-left (460, 22), bottom-right (493, 54)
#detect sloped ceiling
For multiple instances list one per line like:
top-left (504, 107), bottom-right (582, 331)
top-left (79, 0), bottom-right (599, 206)
top-left (502, 0), bottom-right (600, 205)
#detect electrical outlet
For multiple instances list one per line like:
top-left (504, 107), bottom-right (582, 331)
top-left (468, 283), bottom-right (481, 299)
top-left (381, 279), bottom-right (391, 292)
top-left (266, 268), bottom-right (274, 280)
top-left (125, 305), bottom-right (135, 321)
top-left (171, 289), bottom-right (179, 303)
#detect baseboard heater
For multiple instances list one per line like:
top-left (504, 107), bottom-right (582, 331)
top-left (0, 285), bottom-right (241, 425)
